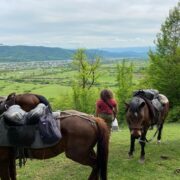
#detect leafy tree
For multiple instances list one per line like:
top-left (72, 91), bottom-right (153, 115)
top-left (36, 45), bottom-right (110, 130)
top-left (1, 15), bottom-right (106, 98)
top-left (147, 2), bottom-right (180, 106)
top-left (116, 60), bottom-right (133, 123)
top-left (72, 49), bottom-right (100, 113)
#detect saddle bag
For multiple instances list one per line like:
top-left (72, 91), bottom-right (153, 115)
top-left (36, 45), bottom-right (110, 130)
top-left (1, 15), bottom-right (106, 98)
top-left (38, 107), bottom-right (61, 144)
top-left (7, 125), bottom-right (36, 146)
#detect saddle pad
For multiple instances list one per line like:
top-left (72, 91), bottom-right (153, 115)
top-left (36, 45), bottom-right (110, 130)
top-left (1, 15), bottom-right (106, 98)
top-left (0, 111), bottom-right (62, 149)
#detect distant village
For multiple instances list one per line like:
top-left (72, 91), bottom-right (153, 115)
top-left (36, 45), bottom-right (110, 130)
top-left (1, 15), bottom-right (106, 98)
top-left (0, 60), bottom-right (72, 71)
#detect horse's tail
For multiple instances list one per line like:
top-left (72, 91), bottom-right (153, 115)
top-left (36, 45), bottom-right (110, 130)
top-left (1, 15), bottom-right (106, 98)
top-left (95, 117), bottom-right (109, 180)
top-left (34, 94), bottom-right (52, 112)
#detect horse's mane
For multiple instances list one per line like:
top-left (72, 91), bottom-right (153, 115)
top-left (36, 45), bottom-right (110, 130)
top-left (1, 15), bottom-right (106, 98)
top-left (129, 97), bottom-right (144, 113)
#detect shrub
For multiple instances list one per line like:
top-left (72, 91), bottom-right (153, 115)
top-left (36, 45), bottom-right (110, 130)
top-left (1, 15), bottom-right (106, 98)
top-left (166, 105), bottom-right (180, 123)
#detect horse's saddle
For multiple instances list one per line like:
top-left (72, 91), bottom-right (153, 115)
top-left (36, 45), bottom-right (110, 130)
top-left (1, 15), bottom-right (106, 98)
top-left (133, 89), bottom-right (165, 125)
top-left (133, 89), bottom-right (164, 111)
top-left (0, 104), bottom-right (62, 149)
top-left (133, 89), bottom-right (159, 100)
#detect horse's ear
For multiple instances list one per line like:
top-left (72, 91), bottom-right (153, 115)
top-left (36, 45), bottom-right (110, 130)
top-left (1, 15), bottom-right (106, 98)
top-left (7, 92), bottom-right (16, 100)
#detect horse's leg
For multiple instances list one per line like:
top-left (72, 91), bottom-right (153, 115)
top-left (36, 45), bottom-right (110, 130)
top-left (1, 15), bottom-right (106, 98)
top-left (128, 135), bottom-right (135, 158)
top-left (139, 131), bottom-right (147, 163)
top-left (66, 150), bottom-right (98, 180)
top-left (157, 123), bottom-right (164, 143)
top-left (87, 150), bottom-right (99, 180)
top-left (65, 148), bottom-right (98, 180)
top-left (0, 161), bottom-right (11, 180)
top-left (9, 156), bottom-right (16, 180)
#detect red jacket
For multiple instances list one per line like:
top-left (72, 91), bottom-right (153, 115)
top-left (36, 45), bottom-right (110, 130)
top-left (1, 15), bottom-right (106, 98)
top-left (96, 99), bottom-right (117, 115)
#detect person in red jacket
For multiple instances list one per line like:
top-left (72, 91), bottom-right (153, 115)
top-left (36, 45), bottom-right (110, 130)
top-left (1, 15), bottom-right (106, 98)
top-left (96, 89), bottom-right (118, 130)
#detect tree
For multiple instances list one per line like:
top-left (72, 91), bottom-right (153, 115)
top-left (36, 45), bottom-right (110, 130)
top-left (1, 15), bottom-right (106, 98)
top-left (147, 2), bottom-right (180, 106)
top-left (116, 60), bottom-right (133, 123)
top-left (72, 49), bottom-right (101, 113)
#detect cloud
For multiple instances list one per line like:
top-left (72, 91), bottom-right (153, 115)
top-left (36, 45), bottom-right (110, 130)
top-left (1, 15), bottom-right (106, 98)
top-left (0, 0), bottom-right (178, 48)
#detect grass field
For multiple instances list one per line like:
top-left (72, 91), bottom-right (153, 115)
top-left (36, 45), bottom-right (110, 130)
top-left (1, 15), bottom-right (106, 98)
top-left (17, 123), bottom-right (180, 180)
top-left (0, 60), bottom-right (147, 96)
top-left (0, 60), bottom-right (147, 112)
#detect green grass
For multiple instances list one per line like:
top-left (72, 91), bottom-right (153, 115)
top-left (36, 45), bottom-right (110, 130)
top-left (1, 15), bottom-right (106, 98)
top-left (17, 123), bottom-right (180, 180)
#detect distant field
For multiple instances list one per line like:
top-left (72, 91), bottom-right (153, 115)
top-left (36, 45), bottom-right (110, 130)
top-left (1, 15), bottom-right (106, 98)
top-left (17, 123), bottom-right (180, 180)
top-left (0, 60), bottom-right (148, 111)
top-left (0, 60), bottom-right (147, 96)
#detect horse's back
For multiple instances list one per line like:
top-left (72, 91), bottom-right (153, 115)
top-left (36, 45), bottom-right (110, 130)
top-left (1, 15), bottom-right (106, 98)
top-left (61, 113), bottom-right (97, 134)
top-left (60, 112), bottom-right (98, 148)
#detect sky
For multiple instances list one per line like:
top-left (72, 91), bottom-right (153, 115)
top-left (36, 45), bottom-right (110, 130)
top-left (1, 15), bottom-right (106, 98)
top-left (0, 0), bottom-right (179, 49)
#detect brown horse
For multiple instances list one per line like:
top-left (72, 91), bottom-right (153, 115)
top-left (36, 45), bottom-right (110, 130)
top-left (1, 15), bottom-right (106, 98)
top-left (0, 94), bottom-right (109, 180)
top-left (0, 92), bottom-right (52, 114)
top-left (126, 94), bottom-right (169, 163)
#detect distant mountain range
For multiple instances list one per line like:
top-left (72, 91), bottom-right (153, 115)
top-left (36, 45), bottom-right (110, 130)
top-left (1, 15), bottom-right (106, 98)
top-left (0, 45), bottom-right (154, 62)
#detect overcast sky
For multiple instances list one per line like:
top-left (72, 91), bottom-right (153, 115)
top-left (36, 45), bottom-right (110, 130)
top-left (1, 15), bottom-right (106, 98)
top-left (0, 0), bottom-right (179, 49)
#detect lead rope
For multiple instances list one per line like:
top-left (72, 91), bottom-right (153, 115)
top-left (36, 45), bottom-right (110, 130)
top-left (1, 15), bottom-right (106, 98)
top-left (139, 125), bottom-right (160, 143)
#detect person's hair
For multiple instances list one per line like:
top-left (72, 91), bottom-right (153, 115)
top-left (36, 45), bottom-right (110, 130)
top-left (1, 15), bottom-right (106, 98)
top-left (100, 89), bottom-right (114, 102)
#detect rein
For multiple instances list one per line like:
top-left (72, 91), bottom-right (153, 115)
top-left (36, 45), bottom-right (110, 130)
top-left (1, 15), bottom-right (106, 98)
top-left (139, 125), bottom-right (160, 143)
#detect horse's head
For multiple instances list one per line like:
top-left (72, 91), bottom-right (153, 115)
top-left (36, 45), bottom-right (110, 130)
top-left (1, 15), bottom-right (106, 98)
top-left (0, 93), bottom-right (16, 114)
top-left (126, 97), bottom-right (146, 138)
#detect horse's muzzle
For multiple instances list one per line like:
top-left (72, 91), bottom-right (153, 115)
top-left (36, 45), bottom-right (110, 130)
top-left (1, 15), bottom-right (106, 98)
top-left (131, 129), bottom-right (142, 138)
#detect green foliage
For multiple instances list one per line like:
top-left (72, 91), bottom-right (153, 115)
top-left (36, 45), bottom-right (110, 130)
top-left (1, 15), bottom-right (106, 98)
top-left (71, 49), bottom-right (101, 113)
top-left (52, 93), bottom-right (73, 111)
top-left (166, 105), bottom-right (180, 123)
top-left (72, 49), bottom-right (101, 89)
top-left (155, 2), bottom-right (180, 57)
top-left (72, 85), bottom-right (98, 113)
top-left (147, 2), bottom-right (180, 107)
top-left (116, 60), bottom-right (134, 123)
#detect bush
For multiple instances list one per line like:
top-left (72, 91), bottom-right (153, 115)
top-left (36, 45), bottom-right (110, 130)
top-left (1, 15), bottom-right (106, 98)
top-left (72, 86), bottom-right (98, 114)
top-left (166, 105), bottom-right (180, 123)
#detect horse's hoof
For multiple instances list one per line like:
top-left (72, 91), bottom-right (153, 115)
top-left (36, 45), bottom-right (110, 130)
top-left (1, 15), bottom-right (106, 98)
top-left (157, 140), bottom-right (161, 144)
top-left (138, 158), bottom-right (145, 164)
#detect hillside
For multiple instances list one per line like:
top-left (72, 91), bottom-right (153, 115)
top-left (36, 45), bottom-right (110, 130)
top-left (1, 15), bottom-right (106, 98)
top-left (0, 45), bottom-right (151, 62)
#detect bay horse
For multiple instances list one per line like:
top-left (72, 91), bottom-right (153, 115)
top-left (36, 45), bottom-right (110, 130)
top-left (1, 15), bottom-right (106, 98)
top-left (0, 94), bottom-right (109, 180)
top-left (125, 94), bottom-right (169, 163)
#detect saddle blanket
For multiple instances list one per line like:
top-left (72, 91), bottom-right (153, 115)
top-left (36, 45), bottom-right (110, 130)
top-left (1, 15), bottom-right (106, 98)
top-left (0, 111), bottom-right (61, 149)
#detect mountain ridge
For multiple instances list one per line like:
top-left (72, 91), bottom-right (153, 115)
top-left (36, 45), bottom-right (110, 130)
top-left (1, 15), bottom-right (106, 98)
top-left (0, 45), bottom-right (152, 62)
